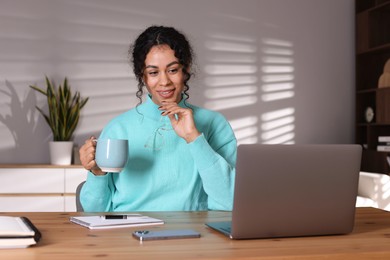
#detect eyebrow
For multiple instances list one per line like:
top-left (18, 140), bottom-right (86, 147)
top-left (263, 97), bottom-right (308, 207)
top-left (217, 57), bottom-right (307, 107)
top-left (145, 61), bottom-right (180, 69)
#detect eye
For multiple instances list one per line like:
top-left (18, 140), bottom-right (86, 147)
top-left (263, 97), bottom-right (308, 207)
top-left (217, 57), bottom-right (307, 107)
top-left (147, 71), bottom-right (158, 77)
top-left (167, 67), bottom-right (179, 74)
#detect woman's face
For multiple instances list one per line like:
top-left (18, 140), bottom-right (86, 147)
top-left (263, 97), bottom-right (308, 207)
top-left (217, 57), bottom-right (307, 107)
top-left (143, 44), bottom-right (185, 106)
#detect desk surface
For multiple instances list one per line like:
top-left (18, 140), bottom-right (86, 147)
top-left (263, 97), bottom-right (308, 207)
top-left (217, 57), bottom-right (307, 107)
top-left (1, 208), bottom-right (390, 260)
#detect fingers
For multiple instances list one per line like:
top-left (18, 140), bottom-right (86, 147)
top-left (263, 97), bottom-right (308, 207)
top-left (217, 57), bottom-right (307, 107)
top-left (87, 135), bottom-right (97, 147)
top-left (158, 101), bottom-right (175, 114)
top-left (79, 136), bottom-right (98, 171)
top-left (158, 100), bottom-right (178, 110)
top-left (158, 101), bottom-right (200, 143)
top-left (159, 101), bottom-right (191, 117)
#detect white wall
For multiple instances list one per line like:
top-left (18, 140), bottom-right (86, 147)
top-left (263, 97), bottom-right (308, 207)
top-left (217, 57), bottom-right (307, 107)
top-left (0, 0), bottom-right (355, 164)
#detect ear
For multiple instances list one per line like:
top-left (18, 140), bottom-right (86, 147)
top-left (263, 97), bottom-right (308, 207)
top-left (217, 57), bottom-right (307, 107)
top-left (182, 66), bottom-right (191, 80)
top-left (142, 75), bottom-right (147, 86)
top-left (185, 64), bottom-right (192, 73)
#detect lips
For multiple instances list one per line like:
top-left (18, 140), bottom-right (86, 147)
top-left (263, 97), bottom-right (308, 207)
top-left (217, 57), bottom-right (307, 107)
top-left (158, 89), bottom-right (175, 98)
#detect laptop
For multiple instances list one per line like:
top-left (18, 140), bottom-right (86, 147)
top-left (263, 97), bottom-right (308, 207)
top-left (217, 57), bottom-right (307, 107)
top-left (206, 144), bottom-right (362, 239)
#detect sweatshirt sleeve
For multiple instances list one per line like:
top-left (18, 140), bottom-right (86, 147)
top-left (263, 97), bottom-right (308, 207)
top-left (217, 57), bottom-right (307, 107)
top-left (79, 117), bottom-right (126, 212)
top-left (80, 171), bottom-right (115, 212)
top-left (188, 114), bottom-right (237, 211)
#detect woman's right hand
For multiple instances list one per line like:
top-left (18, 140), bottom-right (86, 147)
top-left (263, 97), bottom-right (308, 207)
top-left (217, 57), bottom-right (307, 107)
top-left (79, 136), bottom-right (106, 176)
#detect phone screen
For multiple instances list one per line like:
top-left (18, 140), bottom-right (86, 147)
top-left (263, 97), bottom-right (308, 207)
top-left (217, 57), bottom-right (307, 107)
top-left (132, 229), bottom-right (201, 241)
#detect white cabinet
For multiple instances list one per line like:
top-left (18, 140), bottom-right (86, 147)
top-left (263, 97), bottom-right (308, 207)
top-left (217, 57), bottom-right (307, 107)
top-left (0, 165), bottom-right (87, 212)
top-left (0, 196), bottom-right (65, 212)
top-left (64, 168), bottom-right (87, 211)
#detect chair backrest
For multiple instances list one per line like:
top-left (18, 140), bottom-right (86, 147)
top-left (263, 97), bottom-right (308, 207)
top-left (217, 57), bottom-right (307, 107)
top-left (76, 181), bottom-right (86, 212)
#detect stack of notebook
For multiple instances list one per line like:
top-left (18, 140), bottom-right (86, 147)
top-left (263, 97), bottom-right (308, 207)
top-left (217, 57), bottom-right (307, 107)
top-left (0, 216), bottom-right (42, 249)
top-left (377, 136), bottom-right (390, 152)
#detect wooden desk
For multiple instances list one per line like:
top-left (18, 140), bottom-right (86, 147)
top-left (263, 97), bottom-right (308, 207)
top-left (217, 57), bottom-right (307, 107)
top-left (1, 208), bottom-right (390, 259)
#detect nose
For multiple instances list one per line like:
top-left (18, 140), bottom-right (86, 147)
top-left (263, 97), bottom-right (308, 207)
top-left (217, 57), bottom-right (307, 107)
top-left (159, 72), bottom-right (171, 86)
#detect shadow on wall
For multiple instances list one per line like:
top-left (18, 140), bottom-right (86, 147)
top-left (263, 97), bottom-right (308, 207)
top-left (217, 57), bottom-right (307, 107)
top-left (0, 80), bottom-right (51, 163)
top-left (0, 79), bottom-right (102, 164)
top-left (0, 0), bottom-right (142, 163)
top-left (202, 19), bottom-right (296, 145)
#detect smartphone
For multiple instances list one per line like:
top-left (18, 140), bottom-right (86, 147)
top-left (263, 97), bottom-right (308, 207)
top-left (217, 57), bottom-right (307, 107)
top-left (132, 229), bottom-right (201, 241)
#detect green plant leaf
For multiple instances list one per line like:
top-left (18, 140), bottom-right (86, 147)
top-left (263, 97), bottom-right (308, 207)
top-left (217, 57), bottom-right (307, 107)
top-left (29, 85), bottom-right (47, 96)
top-left (30, 76), bottom-right (89, 141)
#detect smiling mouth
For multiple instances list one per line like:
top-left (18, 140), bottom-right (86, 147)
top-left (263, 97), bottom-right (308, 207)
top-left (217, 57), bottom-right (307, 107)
top-left (158, 89), bottom-right (175, 98)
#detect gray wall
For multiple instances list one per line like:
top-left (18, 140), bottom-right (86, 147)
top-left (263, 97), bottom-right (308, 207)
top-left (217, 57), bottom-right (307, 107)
top-left (0, 0), bottom-right (355, 164)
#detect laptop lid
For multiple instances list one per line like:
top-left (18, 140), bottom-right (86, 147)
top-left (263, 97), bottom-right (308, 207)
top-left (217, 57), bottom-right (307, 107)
top-left (211, 144), bottom-right (362, 240)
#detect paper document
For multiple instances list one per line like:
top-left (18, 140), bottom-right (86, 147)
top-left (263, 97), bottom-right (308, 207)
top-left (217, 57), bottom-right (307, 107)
top-left (70, 214), bottom-right (164, 230)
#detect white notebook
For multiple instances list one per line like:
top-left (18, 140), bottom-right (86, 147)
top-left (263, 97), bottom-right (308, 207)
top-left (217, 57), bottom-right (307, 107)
top-left (0, 216), bottom-right (41, 248)
top-left (70, 214), bottom-right (164, 230)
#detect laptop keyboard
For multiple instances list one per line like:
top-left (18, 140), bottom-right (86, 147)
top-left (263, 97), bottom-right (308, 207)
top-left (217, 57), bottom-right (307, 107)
top-left (221, 226), bottom-right (231, 234)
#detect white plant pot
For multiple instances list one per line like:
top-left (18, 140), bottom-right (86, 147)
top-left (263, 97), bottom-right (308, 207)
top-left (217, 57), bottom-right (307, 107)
top-left (49, 141), bottom-right (74, 165)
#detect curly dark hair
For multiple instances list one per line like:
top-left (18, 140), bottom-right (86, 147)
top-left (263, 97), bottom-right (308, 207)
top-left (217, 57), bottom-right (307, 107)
top-left (129, 25), bottom-right (194, 106)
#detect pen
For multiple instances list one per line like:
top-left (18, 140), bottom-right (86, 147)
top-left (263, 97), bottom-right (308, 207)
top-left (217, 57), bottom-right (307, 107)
top-left (103, 215), bottom-right (128, 219)
top-left (102, 214), bottom-right (141, 219)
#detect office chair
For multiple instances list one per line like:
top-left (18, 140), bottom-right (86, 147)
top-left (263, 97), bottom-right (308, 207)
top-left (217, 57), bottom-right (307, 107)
top-left (76, 181), bottom-right (86, 212)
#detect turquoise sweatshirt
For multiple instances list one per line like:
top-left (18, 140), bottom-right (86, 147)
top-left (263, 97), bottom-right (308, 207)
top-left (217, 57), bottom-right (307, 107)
top-left (80, 95), bottom-right (237, 211)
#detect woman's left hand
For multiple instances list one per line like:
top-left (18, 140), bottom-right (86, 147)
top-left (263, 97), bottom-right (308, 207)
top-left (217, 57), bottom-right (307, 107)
top-left (159, 101), bottom-right (201, 143)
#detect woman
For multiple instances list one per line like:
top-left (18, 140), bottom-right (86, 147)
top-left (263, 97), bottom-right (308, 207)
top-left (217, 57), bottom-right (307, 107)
top-left (79, 26), bottom-right (237, 211)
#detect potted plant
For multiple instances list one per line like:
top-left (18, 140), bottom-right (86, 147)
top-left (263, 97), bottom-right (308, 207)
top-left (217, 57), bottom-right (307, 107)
top-left (30, 76), bottom-right (89, 165)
